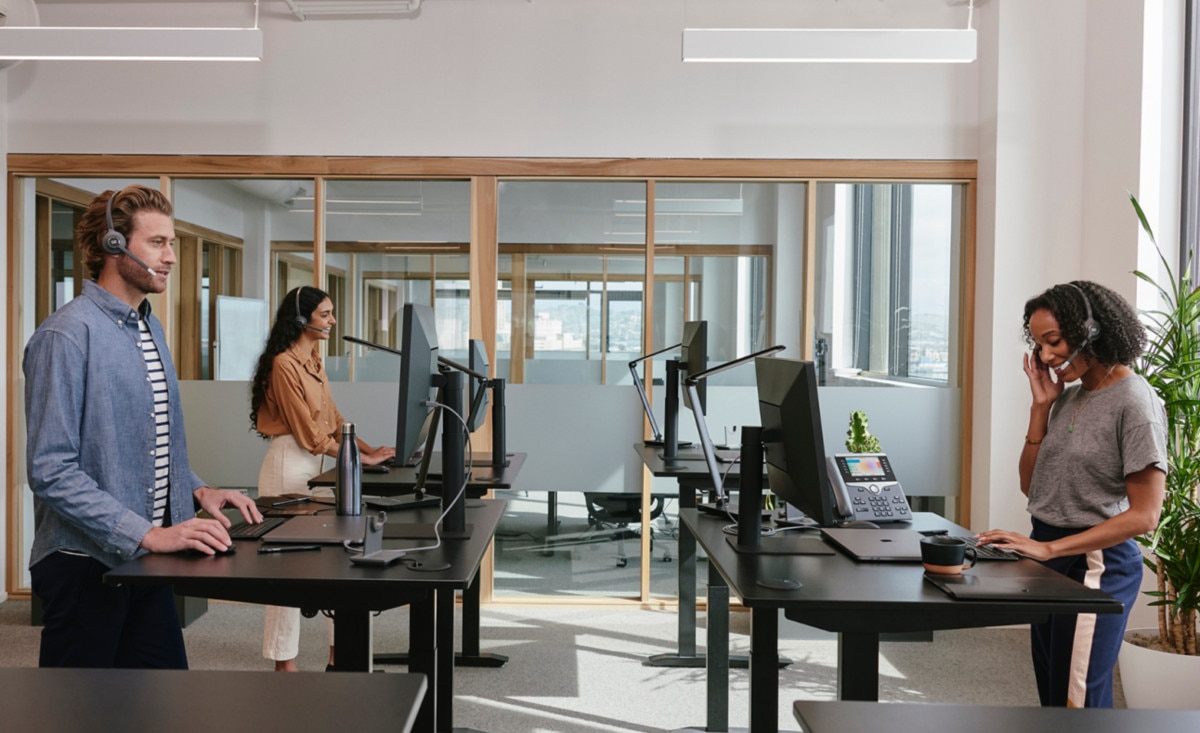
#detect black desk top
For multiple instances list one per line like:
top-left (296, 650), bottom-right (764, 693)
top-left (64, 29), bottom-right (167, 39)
top-left (793, 700), bottom-right (1200, 733)
top-left (309, 451), bottom-right (526, 491)
top-left (0, 667), bottom-right (426, 733)
top-left (106, 500), bottom-right (505, 611)
top-left (633, 442), bottom-right (767, 483)
top-left (680, 509), bottom-right (1122, 633)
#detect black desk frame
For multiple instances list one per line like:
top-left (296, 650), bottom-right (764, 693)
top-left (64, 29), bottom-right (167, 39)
top-left (684, 504), bottom-right (1124, 733)
top-left (107, 500), bottom-right (505, 733)
top-left (311, 453), bottom-right (525, 669)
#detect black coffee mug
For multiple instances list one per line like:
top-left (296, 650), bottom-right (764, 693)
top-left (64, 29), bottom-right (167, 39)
top-left (920, 535), bottom-right (978, 575)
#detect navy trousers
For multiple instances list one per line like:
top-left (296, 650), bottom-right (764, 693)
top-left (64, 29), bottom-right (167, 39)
top-left (31, 551), bottom-right (188, 669)
top-left (1029, 518), bottom-right (1141, 708)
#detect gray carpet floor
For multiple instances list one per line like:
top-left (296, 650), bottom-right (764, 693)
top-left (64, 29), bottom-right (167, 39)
top-left (0, 597), bottom-right (1079, 732)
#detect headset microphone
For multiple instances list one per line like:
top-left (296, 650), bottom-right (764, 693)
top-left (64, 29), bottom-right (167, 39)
top-left (1054, 343), bottom-right (1087, 374)
top-left (102, 191), bottom-right (156, 277)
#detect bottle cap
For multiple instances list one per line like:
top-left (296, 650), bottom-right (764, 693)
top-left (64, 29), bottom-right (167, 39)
top-left (342, 423), bottom-right (355, 435)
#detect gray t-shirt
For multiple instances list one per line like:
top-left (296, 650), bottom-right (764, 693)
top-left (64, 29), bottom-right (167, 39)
top-left (1027, 372), bottom-right (1167, 528)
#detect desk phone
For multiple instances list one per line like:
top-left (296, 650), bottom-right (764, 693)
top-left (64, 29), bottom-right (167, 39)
top-left (827, 453), bottom-right (912, 523)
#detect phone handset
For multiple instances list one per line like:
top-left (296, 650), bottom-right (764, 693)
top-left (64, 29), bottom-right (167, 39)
top-left (826, 453), bottom-right (912, 524)
top-left (826, 456), bottom-right (856, 520)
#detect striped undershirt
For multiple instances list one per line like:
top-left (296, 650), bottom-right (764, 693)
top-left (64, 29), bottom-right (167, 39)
top-left (139, 316), bottom-right (171, 527)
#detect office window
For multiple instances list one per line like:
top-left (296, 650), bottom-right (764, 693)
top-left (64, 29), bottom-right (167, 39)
top-left (812, 183), bottom-right (963, 387)
top-left (497, 181), bottom-right (648, 388)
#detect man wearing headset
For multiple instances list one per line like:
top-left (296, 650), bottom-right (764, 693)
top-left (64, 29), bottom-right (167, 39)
top-left (23, 185), bottom-right (262, 668)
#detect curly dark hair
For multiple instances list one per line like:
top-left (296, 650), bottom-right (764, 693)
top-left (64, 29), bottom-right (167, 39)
top-left (249, 286), bottom-right (331, 437)
top-left (1022, 280), bottom-right (1146, 367)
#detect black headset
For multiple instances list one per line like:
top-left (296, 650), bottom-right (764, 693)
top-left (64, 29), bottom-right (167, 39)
top-left (99, 188), bottom-right (156, 276)
top-left (102, 190), bottom-right (128, 255)
top-left (1067, 282), bottom-right (1102, 344)
top-left (294, 286), bottom-right (309, 327)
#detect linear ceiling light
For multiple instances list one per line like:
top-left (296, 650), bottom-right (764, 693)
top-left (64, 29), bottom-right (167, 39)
top-left (0, 27), bottom-right (263, 61)
top-left (682, 0), bottom-right (976, 64)
top-left (284, 0), bottom-right (424, 20)
top-left (682, 28), bottom-right (976, 63)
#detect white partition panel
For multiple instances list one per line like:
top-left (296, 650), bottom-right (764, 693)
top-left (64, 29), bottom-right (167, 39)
top-left (648, 384), bottom-right (961, 498)
top-left (505, 384), bottom-right (644, 494)
top-left (178, 381), bottom-right (268, 490)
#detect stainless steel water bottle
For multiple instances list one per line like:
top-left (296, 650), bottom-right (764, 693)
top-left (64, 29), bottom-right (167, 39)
top-left (335, 423), bottom-right (362, 516)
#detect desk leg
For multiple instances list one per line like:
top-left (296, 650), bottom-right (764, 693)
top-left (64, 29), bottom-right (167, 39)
top-left (410, 594), bottom-right (438, 733)
top-left (376, 573), bottom-right (508, 670)
top-left (749, 606), bottom-right (779, 733)
top-left (649, 486), bottom-right (701, 667)
top-left (457, 572), bottom-right (508, 667)
top-left (837, 632), bottom-right (880, 701)
top-left (706, 561), bottom-right (730, 732)
top-left (436, 589), bottom-right (455, 732)
top-left (649, 485), bottom-right (749, 670)
top-left (331, 610), bottom-right (373, 672)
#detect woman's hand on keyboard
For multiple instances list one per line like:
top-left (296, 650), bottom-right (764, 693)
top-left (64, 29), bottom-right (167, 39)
top-left (974, 529), bottom-right (1049, 561)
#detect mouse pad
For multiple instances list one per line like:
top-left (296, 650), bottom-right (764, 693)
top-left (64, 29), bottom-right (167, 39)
top-left (924, 573), bottom-right (1115, 602)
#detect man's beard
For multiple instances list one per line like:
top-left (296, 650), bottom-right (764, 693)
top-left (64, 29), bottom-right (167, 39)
top-left (116, 254), bottom-right (165, 295)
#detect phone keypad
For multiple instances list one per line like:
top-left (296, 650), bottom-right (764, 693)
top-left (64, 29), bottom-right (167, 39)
top-left (848, 483), bottom-right (911, 520)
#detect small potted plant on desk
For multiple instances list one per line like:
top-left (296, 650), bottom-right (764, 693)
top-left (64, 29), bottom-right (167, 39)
top-left (1119, 194), bottom-right (1200, 708)
top-left (845, 409), bottom-right (882, 454)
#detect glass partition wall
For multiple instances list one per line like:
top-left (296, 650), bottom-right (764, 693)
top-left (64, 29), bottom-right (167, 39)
top-left (6, 158), bottom-right (974, 606)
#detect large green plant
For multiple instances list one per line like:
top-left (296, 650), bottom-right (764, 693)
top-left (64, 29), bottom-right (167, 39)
top-left (1131, 194), bottom-right (1200, 655)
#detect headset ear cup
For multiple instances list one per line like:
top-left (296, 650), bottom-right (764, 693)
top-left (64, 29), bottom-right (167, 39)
top-left (294, 287), bottom-right (308, 327)
top-left (102, 192), bottom-right (127, 254)
top-left (102, 229), bottom-right (126, 255)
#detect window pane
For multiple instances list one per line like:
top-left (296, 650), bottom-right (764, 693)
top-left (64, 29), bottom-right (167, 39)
top-left (497, 181), bottom-right (647, 388)
top-left (812, 182), bottom-right (961, 387)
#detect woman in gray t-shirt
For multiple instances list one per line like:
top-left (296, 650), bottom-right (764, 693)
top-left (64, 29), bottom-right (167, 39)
top-left (977, 280), bottom-right (1167, 709)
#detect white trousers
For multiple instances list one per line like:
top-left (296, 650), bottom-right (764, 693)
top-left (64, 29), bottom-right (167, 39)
top-left (257, 435), bottom-right (334, 662)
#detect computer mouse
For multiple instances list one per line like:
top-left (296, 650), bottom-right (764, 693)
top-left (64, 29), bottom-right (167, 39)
top-left (841, 520), bottom-right (881, 530)
top-left (186, 543), bottom-right (237, 557)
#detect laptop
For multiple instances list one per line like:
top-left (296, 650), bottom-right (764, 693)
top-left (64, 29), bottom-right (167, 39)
top-left (924, 573), bottom-right (1116, 603)
top-left (259, 515), bottom-right (367, 544)
top-left (821, 527), bottom-right (925, 562)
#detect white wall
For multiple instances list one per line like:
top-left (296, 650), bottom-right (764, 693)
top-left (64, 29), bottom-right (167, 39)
top-left (5, 1), bottom-right (977, 159)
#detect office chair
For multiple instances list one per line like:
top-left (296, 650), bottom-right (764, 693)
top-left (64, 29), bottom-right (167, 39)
top-left (582, 493), bottom-right (670, 568)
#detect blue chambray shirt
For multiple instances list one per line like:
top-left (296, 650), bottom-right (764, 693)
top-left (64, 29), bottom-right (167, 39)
top-left (25, 280), bottom-right (207, 570)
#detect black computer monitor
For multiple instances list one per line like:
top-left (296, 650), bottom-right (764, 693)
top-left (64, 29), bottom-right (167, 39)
top-left (467, 339), bottom-right (490, 433)
top-left (396, 303), bottom-right (439, 466)
top-left (679, 320), bottom-right (707, 414)
top-left (755, 357), bottom-right (840, 528)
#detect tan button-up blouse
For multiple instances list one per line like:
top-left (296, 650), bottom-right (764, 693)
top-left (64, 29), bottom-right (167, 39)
top-left (254, 346), bottom-right (345, 457)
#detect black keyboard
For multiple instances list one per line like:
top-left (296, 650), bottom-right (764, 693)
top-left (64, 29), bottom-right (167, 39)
top-left (228, 516), bottom-right (287, 540)
top-left (954, 535), bottom-right (1020, 561)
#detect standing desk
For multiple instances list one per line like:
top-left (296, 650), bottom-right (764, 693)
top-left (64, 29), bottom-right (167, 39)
top-left (0, 667), bottom-right (427, 733)
top-left (680, 508), bottom-right (1124, 733)
top-left (310, 452), bottom-right (525, 668)
top-left (634, 443), bottom-right (768, 669)
top-left (106, 499), bottom-right (505, 733)
top-left (793, 700), bottom-right (1200, 733)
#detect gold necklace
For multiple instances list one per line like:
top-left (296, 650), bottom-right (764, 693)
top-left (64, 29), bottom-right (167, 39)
top-left (1068, 365), bottom-right (1117, 433)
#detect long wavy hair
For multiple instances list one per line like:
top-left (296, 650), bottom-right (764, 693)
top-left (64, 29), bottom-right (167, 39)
top-left (1022, 280), bottom-right (1146, 367)
top-left (249, 286), bottom-right (330, 437)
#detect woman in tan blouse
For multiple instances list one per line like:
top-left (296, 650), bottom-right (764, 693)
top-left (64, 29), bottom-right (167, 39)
top-left (249, 286), bottom-right (394, 672)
